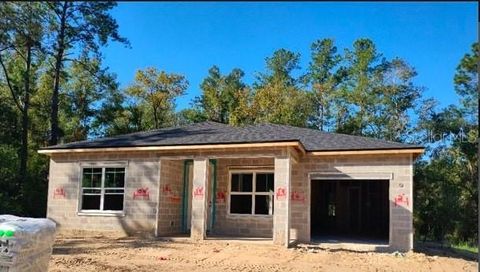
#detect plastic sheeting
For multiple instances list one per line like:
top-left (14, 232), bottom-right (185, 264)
top-left (0, 215), bottom-right (56, 272)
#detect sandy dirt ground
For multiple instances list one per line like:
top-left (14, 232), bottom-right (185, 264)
top-left (49, 233), bottom-right (478, 272)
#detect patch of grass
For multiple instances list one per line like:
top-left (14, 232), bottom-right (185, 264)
top-left (451, 242), bottom-right (478, 254)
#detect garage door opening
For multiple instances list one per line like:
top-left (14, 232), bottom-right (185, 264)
top-left (311, 180), bottom-right (389, 243)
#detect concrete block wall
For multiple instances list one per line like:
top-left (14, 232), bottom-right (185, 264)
top-left (212, 157), bottom-right (274, 238)
top-left (273, 156), bottom-right (292, 246)
top-left (191, 158), bottom-right (209, 240)
top-left (47, 152), bottom-right (160, 234)
top-left (157, 159), bottom-right (183, 236)
top-left (45, 147), bottom-right (414, 250)
top-left (289, 154), bottom-right (413, 251)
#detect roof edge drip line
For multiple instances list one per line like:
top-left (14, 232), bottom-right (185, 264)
top-left (37, 141), bottom-right (305, 155)
top-left (38, 141), bottom-right (423, 157)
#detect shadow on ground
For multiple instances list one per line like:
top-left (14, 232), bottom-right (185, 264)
top-left (52, 235), bottom-right (180, 255)
top-left (414, 242), bottom-right (477, 262)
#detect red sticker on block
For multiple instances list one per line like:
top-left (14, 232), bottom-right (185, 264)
top-left (162, 184), bottom-right (172, 194)
top-left (276, 187), bottom-right (287, 200)
top-left (216, 191), bottom-right (226, 203)
top-left (193, 186), bottom-right (204, 199)
top-left (53, 187), bottom-right (65, 199)
top-left (394, 193), bottom-right (409, 207)
top-left (133, 187), bottom-right (150, 200)
top-left (291, 191), bottom-right (305, 203)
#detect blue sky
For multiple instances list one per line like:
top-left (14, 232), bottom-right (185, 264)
top-left (102, 2), bottom-right (477, 111)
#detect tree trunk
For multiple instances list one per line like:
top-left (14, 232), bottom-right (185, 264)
top-left (20, 42), bottom-right (32, 186)
top-left (318, 90), bottom-right (324, 131)
top-left (477, 141), bottom-right (480, 262)
top-left (152, 104), bottom-right (159, 129)
top-left (49, 2), bottom-right (69, 146)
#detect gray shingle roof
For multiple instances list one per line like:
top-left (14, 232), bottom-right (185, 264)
top-left (41, 121), bottom-right (422, 152)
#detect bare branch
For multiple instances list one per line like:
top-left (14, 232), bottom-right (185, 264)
top-left (0, 45), bottom-right (15, 52)
top-left (12, 46), bottom-right (27, 62)
top-left (46, 1), bottom-right (62, 20)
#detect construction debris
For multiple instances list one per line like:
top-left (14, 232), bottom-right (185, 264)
top-left (392, 251), bottom-right (406, 258)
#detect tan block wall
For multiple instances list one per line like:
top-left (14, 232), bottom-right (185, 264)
top-left (45, 148), bottom-right (414, 250)
top-left (212, 157), bottom-right (274, 238)
top-left (47, 152), bottom-right (160, 234)
top-left (289, 154), bottom-right (413, 251)
top-left (157, 159), bottom-right (183, 235)
top-left (273, 156), bottom-right (292, 246)
top-left (191, 159), bottom-right (209, 240)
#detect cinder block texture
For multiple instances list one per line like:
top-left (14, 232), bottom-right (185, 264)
top-left (46, 149), bottom-right (414, 251)
top-left (273, 156), bottom-right (292, 246)
top-left (47, 152), bottom-right (160, 235)
top-left (156, 159), bottom-right (183, 236)
top-left (211, 157), bottom-right (274, 238)
top-left (289, 154), bottom-right (413, 251)
top-left (190, 159), bottom-right (209, 241)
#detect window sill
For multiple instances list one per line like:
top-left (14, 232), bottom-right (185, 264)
top-left (77, 211), bottom-right (126, 217)
top-left (227, 214), bottom-right (273, 219)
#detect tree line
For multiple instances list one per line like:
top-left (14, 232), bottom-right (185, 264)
top-left (0, 2), bottom-right (477, 247)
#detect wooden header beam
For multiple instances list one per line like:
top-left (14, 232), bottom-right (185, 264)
top-left (308, 148), bottom-right (424, 156)
top-left (38, 142), bottom-right (423, 158)
top-left (38, 141), bottom-right (305, 155)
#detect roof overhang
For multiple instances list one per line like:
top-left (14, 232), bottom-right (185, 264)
top-left (308, 148), bottom-right (424, 158)
top-left (38, 141), bottom-right (306, 155)
top-left (38, 141), bottom-right (423, 158)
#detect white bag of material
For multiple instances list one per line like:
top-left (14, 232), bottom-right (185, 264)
top-left (0, 215), bottom-right (56, 272)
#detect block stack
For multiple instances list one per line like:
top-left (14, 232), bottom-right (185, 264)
top-left (0, 215), bottom-right (56, 272)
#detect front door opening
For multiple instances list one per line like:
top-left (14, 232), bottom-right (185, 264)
top-left (311, 180), bottom-right (389, 242)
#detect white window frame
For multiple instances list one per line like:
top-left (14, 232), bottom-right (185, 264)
top-left (228, 170), bottom-right (274, 217)
top-left (78, 165), bottom-right (126, 215)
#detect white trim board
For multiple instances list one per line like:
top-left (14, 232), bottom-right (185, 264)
top-left (309, 172), bottom-right (393, 180)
